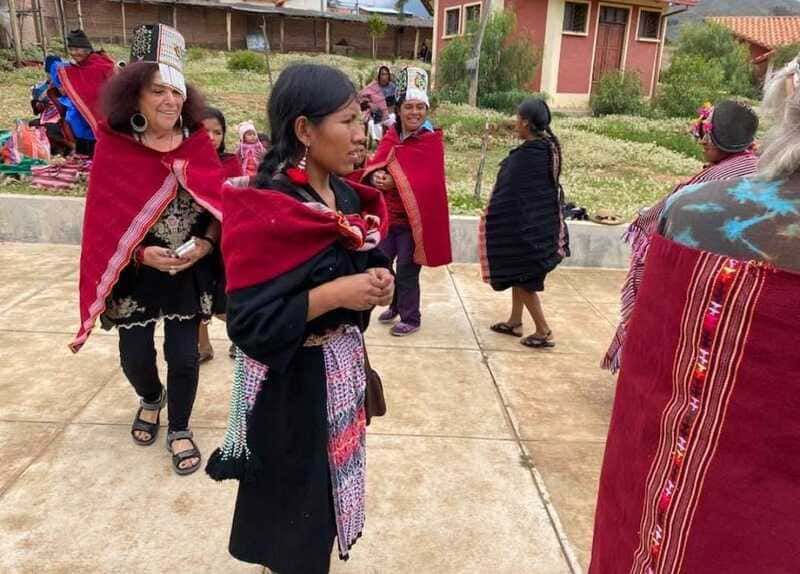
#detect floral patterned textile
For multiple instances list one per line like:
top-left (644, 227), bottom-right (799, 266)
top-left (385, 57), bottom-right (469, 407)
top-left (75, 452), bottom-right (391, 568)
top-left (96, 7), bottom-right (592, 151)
top-left (101, 188), bottom-right (217, 330)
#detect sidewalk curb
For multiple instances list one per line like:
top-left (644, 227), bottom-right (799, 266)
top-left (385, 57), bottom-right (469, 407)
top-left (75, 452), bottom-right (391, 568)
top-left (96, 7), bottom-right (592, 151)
top-left (0, 194), bottom-right (631, 269)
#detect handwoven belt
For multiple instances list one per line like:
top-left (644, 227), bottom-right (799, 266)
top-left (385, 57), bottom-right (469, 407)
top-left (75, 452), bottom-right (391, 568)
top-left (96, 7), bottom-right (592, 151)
top-left (303, 325), bottom-right (349, 347)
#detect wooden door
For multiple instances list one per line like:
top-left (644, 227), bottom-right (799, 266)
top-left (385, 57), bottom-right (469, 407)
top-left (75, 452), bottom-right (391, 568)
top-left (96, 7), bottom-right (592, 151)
top-left (592, 6), bottom-right (629, 89)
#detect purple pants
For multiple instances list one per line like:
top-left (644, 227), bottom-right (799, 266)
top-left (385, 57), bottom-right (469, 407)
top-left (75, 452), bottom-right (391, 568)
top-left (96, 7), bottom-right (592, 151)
top-left (380, 224), bottom-right (421, 326)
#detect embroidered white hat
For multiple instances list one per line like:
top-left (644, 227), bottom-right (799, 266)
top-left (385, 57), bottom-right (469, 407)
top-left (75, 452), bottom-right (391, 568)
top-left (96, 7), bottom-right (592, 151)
top-left (397, 66), bottom-right (429, 106)
top-left (129, 24), bottom-right (187, 97)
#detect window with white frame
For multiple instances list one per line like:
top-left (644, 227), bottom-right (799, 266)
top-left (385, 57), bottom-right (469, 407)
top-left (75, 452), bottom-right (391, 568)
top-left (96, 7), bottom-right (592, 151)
top-left (444, 6), bottom-right (462, 38)
top-left (464, 3), bottom-right (481, 29)
top-left (563, 1), bottom-right (590, 35)
top-left (638, 10), bottom-right (662, 41)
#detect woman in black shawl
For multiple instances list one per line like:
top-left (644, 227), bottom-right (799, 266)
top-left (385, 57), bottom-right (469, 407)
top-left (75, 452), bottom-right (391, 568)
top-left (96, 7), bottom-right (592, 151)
top-left (480, 98), bottom-right (569, 348)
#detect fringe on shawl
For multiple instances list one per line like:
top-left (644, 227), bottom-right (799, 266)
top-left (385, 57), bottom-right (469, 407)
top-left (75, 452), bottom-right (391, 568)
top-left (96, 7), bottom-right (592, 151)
top-left (205, 327), bottom-right (368, 560)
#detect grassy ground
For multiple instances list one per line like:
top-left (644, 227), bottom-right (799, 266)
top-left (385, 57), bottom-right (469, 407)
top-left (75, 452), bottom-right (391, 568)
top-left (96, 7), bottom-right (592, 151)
top-left (0, 46), bottom-right (703, 219)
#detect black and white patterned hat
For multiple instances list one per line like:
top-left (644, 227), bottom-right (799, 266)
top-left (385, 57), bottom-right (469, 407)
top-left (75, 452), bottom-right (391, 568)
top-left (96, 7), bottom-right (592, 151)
top-left (129, 24), bottom-right (187, 96)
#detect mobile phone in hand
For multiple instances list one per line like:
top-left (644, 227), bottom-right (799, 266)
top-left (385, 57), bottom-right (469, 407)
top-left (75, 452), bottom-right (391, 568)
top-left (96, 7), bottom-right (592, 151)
top-left (174, 238), bottom-right (196, 258)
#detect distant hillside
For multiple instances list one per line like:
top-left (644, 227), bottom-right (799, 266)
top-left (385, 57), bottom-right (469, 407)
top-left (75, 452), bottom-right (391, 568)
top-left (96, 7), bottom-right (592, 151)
top-left (668, 0), bottom-right (800, 41)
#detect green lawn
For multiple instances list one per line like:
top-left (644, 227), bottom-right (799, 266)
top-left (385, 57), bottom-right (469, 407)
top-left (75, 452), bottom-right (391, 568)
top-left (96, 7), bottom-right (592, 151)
top-left (0, 47), bottom-right (703, 220)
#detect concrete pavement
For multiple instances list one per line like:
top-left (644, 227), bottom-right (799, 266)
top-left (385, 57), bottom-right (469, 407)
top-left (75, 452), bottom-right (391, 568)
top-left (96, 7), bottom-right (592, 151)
top-left (0, 242), bottom-right (621, 573)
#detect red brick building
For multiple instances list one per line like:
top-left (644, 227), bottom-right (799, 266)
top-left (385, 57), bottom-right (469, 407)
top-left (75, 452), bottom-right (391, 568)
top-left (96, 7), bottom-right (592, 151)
top-left (432, 0), bottom-right (696, 108)
top-left (11, 0), bottom-right (432, 59)
top-left (709, 16), bottom-right (800, 81)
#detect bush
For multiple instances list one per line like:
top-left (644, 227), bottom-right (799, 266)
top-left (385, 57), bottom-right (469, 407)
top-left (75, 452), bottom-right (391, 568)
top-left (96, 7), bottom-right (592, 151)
top-left (656, 55), bottom-right (726, 117)
top-left (434, 85), bottom-right (468, 105)
top-left (672, 22), bottom-right (754, 98)
top-left (772, 43), bottom-right (800, 71)
top-left (226, 50), bottom-right (266, 73)
top-left (187, 47), bottom-right (208, 62)
top-left (590, 71), bottom-right (644, 116)
top-left (566, 116), bottom-right (704, 161)
top-left (436, 10), bottom-right (539, 105)
top-left (480, 90), bottom-right (547, 114)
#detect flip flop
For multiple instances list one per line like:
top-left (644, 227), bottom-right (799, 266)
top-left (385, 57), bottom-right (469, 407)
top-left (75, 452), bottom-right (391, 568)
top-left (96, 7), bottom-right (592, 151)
top-left (490, 322), bottom-right (523, 338)
top-left (521, 332), bottom-right (556, 349)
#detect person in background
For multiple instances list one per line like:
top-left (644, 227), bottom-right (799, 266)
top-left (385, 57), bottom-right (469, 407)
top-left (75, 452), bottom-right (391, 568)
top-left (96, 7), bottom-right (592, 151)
top-left (203, 106), bottom-right (243, 179)
top-left (197, 106), bottom-right (242, 363)
top-left (480, 98), bottom-right (569, 349)
top-left (358, 67), bottom-right (452, 337)
top-left (353, 142), bottom-right (368, 170)
top-left (70, 24), bottom-right (224, 476)
top-left (236, 121), bottom-right (265, 177)
top-left (50, 30), bottom-right (116, 156)
top-left (418, 40), bottom-right (430, 63)
top-left (29, 55), bottom-right (72, 156)
top-left (589, 60), bottom-right (800, 574)
top-left (602, 100), bottom-right (759, 372)
top-left (359, 65), bottom-right (396, 144)
top-left (207, 63), bottom-right (393, 574)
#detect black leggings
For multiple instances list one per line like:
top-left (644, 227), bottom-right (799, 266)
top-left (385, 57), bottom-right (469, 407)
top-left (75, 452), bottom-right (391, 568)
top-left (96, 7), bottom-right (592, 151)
top-left (118, 317), bottom-right (200, 432)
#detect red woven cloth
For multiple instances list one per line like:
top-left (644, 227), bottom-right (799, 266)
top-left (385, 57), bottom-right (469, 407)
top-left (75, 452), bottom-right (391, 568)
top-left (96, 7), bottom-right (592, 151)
top-left (222, 180), bottom-right (387, 292)
top-left (220, 153), bottom-right (244, 179)
top-left (69, 124), bottom-right (224, 352)
top-left (359, 128), bottom-right (452, 267)
top-left (590, 235), bottom-right (800, 573)
top-left (56, 52), bottom-right (116, 134)
top-left (602, 150), bottom-right (759, 373)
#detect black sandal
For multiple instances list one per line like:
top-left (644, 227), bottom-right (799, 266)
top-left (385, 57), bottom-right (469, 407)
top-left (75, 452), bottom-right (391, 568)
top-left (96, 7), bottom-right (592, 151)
top-left (490, 322), bottom-right (523, 338)
top-left (130, 389), bottom-right (166, 446)
top-left (166, 430), bottom-right (202, 476)
top-left (521, 331), bottom-right (555, 349)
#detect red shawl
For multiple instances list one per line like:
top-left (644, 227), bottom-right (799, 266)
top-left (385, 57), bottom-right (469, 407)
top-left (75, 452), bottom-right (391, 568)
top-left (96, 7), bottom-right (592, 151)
top-left (591, 235), bottom-right (800, 573)
top-left (57, 52), bottom-right (116, 134)
top-left (602, 150), bottom-right (759, 373)
top-left (70, 124), bottom-right (224, 352)
top-left (220, 153), bottom-right (244, 179)
top-left (359, 128), bottom-right (452, 267)
top-left (223, 180), bottom-right (388, 292)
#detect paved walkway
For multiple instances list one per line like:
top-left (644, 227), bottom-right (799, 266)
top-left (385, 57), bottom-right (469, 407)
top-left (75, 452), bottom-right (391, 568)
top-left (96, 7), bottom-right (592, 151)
top-left (0, 242), bottom-right (621, 574)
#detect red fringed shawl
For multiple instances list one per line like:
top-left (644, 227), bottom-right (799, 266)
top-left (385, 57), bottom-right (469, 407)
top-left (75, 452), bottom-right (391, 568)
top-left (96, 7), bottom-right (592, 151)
top-left (70, 124), bottom-right (224, 352)
top-left (359, 128), bottom-right (452, 267)
top-left (223, 180), bottom-right (388, 292)
top-left (56, 52), bottom-right (116, 134)
top-left (590, 235), bottom-right (800, 574)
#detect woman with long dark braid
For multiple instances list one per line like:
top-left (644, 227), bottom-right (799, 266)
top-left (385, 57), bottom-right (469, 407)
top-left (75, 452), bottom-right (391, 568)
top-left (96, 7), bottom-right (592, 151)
top-left (480, 98), bottom-right (570, 348)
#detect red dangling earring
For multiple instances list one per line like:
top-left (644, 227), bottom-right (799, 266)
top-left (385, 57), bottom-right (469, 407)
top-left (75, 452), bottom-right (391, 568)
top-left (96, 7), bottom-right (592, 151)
top-left (287, 145), bottom-right (310, 185)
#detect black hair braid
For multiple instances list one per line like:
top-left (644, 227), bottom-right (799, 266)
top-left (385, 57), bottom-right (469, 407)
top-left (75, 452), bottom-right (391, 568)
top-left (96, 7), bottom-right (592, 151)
top-left (545, 126), bottom-right (563, 184)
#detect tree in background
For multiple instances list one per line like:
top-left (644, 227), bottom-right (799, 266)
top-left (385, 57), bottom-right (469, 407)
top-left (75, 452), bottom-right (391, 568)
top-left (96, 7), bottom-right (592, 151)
top-left (655, 22), bottom-right (754, 117)
top-left (367, 15), bottom-right (388, 60)
top-left (436, 10), bottom-right (539, 109)
top-left (772, 43), bottom-right (800, 71)
top-left (671, 22), bottom-right (754, 97)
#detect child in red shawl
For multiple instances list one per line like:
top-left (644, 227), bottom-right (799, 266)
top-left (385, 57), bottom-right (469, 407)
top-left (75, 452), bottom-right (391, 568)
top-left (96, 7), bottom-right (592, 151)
top-left (357, 67), bottom-right (452, 336)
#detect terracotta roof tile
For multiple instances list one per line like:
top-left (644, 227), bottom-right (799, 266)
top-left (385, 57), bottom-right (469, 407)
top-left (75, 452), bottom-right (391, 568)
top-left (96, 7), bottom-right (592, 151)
top-left (708, 16), bottom-right (800, 49)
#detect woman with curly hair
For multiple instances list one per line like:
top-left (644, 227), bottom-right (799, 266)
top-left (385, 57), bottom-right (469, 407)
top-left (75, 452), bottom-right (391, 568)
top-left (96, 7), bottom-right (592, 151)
top-left (70, 25), bottom-right (224, 476)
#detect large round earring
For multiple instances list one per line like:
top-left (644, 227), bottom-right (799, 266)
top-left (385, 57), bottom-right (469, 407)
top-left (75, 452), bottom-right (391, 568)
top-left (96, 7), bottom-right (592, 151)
top-left (175, 114), bottom-right (184, 130)
top-left (130, 112), bottom-right (148, 134)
